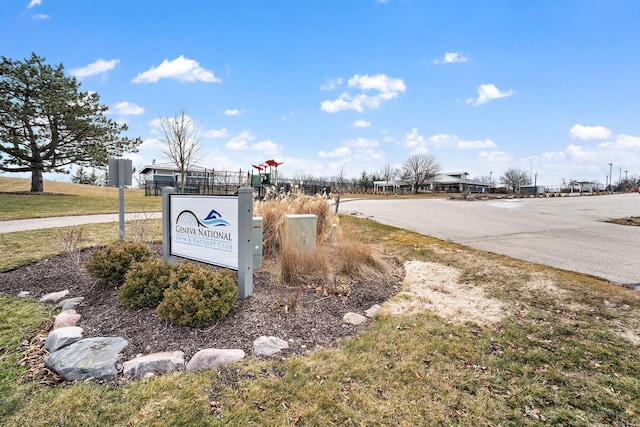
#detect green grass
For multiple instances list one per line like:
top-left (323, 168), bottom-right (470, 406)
top-left (1, 210), bottom-right (639, 425)
top-left (0, 177), bottom-right (161, 220)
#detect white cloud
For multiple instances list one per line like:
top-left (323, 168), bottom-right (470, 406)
top-left (320, 77), bottom-right (343, 90)
top-left (466, 84), bottom-right (514, 106)
top-left (132, 55), bottom-right (221, 83)
top-left (569, 124), bottom-right (612, 140)
top-left (433, 52), bottom-right (469, 64)
top-left (597, 134), bottom-right (640, 149)
top-left (428, 133), bottom-right (457, 148)
top-left (225, 131), bottom-right (254, 150)
top-left (321, 74), bottom-right (405, 113)
top-left (109, 101), bottom-right (144, 115)
top-left (354, 120), bottom-right (371, 128)
top-left (32, 14), bottom-right (50, 20)
top-left (478, 150), bottom-right (512, 163)
top-left (28, 0), bottom-right (42, 8)
top-left (203, 128), bottom-right (229, 138)
top-left (70, 59), bottom-right (119, 79)
top-left (457, 139), bottom-right (497, 150)
top-left (319, 147), bottom-right (351, 158)
top-left (348, 74), bottom-right (406, 93)
top-left (137, 138), bottom-right (162, 151)
top-left (225, 109), bottom-right (242, 116)
top-left (251, 139), bottom-right (282, 155)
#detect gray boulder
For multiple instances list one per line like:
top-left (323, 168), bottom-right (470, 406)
top-left (58, 297), bottom-right (85, 311)
top-left (123, 351), bottom-right (185, 378)
top-left (17, 291), bottom-right (30, 298)
top-left (45, 326), bottom-right (83, 353)
top-left (186, 348), bottom-right (245, 372)
top-left (39, 289), bottom-right (69, 303)
top-left (343, 312), bottom-right (368, 325)
top-left (45, 337), bottom-right (128, 380)
top-left (253, 336), bottom-right (289, 356)
top-left (365, 304), bottom-right (382, 318)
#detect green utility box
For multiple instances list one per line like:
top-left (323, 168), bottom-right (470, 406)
top-left (285, 214), bottom-right (317, 252)
top-left (252, 217), bottom-right (263, 268)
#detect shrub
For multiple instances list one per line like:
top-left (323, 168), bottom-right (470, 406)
top-left (119, 259), bottom-right (173, 309)
top-left (156, 263), bottom-right (238, 327)
top-left (85, 242), bottom-right (154, 286)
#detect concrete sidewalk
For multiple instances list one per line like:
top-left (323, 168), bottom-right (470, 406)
top-left (0, 212), bottom-right (162, 234)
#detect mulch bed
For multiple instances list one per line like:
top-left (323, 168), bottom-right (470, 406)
top-left (0, 246), bottom-right (403, 362)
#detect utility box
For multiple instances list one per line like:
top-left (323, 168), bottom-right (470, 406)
top-left (285, 214), bottom-right (317, 252)
top-left (252, 217), bottom-right (263, 268)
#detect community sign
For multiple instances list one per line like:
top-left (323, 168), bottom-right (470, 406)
top-left (169, 195), bottom-right (239, 270)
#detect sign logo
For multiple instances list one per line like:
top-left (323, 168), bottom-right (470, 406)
top-left (202, 209), bottom-right (231, 227)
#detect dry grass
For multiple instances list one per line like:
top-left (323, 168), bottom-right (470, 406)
top-left (256, 192), bottom-right (387, 293)
top-left (254, 193), bottom-right (336, 258)
top-left (0, 177), bottom-right (161, 220)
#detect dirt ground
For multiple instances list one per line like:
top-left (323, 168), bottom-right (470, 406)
top-left (0, 247), bottom-right (404, 362)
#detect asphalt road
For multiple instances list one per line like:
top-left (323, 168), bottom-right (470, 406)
top-left (342, 193), bottom-right (640, 287)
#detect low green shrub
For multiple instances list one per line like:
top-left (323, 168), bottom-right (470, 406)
top-left (119, 259), bottom-right (174, 309)
top-left (85, 242), bottom-right (154, 285)
top-left (156, 263), bottom-right (238, 327)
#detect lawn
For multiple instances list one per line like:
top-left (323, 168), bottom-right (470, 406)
top-left (0, 177), bottom-right (161, 220)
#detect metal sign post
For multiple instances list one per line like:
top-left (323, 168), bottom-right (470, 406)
top-left (108, 158), bottom-right (133, 240)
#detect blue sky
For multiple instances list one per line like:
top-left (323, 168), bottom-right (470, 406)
top-left (2, 0), bottom-right (639, 186)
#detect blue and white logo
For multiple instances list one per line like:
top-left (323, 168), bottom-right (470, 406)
top-left (201, 209), bottom-right (230, 227)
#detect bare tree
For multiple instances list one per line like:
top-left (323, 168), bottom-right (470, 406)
top-left (331, 166), bottom-right (349, 192)
top-left (378, 163), bottom-right (399, 193)
top-left (500, 168), bottom-right (531, 193)
top-left (400, 154), bottom-right (441, 194)
top-left (158, 109), bottom-right (201, 193)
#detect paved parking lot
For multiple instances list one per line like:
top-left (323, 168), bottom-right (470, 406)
top-left (343, 193), bottom-right (640, 286)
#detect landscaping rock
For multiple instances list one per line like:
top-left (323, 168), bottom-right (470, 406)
top-left (53, 309), bottom-right (81, 329)
top-left (39, 289), bottom-right (69, 303)
top-left (45, 326), bottom-right (83, 353)
top-left (365, 304), bottom-right (382, 318)
top-left (123, 351), bottom-right (185, 378)
top-left (186, 348), bottom-right (245, 372)
top-left (17, 291), bottom-right (30, 298)
top-left (45, 337), bottom-right (128, 381)
top-left (343, 312), bottom-right (368, 325)
top-left (253, 336), bottom-right (289, 356)
top-left (58, 297), bottom-right (85, 311)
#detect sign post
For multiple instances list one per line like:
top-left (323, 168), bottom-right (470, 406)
top-left (108, 158), bottom-right (133, 240)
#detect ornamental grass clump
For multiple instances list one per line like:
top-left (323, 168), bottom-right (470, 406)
top-left (119, 259), bottom-right (173, 309)
top-left (254, 192), bottom-right (337, 258)
top-left (156, 263), bottom-right (238, 327)
top-left (85, 242), bottom-right (154, 286)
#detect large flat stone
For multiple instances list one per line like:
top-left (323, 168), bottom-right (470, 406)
top-left (186, 348), bottom-right (245, 372)
top-left (253, 336), bottom-right (289, 356)
top-left (123, 351), bottom-right (185, 378)
top-left (45, 337), bottom-right (128, 381)
top-left (39, 289), bottom-right (69, 303)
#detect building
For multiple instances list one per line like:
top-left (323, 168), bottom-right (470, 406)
top-left (373, 172), bottom-right (492, 193)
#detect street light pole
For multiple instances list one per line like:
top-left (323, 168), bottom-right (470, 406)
top-left (618, 167), bottom-right (622, 189)
top-left (608, 162), bottom-right (613, 191)
top-left (489, 171), bottom-right (492, 193)
top-left (534, 172), bottom-right (538, 196)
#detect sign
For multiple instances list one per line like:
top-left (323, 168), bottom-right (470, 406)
top-left (108, 158), bottom-right (133, 186)
top-left (169, 195), bottom-right (239, 270)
